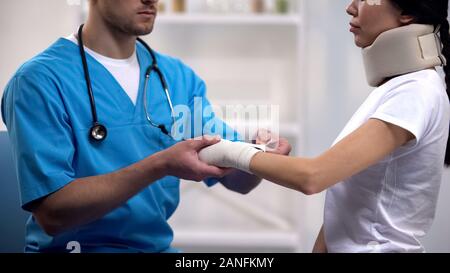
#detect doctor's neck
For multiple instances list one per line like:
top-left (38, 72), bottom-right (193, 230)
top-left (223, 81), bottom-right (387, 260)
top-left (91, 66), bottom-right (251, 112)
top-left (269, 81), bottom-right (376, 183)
top-left (82, 11), bottom-right (138, 59)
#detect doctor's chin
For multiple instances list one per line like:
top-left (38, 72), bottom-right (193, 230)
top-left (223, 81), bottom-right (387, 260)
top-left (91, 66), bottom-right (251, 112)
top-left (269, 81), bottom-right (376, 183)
top-left (1, 0), bottom-right (450, 265)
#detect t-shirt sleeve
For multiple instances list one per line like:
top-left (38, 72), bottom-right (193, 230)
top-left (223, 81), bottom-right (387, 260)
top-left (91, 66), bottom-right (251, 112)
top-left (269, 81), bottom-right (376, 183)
top-left (370, 80), bottom-right (438, 147)
top-left (2, 72), bottom-right (76, 211)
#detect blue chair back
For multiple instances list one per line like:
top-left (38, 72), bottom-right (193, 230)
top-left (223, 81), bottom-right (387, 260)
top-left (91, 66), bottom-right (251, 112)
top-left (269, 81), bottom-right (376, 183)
top-left (0, 131), bottom-right (29, 252)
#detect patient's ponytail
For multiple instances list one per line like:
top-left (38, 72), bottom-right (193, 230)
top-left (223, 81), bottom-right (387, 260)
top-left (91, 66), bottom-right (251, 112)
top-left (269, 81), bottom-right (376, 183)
top-left (391, 0), bottom-right (450, 167)
top-left (439, 18), bottom-right (450, 167)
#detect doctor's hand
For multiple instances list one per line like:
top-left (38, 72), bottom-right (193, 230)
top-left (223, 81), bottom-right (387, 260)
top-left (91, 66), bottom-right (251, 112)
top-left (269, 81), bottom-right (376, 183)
top-left (255, 129), bottom-right (292, 156)
top-left (161, 137), bottom-right (231, 182)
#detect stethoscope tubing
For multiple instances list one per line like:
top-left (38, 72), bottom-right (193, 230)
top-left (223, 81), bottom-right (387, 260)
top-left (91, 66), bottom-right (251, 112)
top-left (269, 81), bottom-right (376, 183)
top-left (78, 25), bottom-right (175, 141)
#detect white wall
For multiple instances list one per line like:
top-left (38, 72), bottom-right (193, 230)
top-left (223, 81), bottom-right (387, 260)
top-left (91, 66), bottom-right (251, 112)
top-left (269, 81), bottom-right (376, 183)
top-left (421, 170), bottom-right (450, 252)
top-left (0, 0), bottom-right (81, 130)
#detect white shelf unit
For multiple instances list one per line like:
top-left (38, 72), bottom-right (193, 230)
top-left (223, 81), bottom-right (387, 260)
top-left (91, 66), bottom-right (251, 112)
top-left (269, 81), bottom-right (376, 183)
top-left (146, 2), bottom-right (307, 253)
top-left (157, 14), bottom-right (301, 26)
top-left (80, 0), bottom-right (308, 252)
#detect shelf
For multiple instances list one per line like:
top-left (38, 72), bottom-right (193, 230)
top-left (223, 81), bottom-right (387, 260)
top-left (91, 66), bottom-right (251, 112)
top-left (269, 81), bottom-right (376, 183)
top-left (152, 6), bottom-right (305, 253)
top-left (214, 121), bottom-right (301, 138)
top-left (156, 14), bottom-right (301, 26)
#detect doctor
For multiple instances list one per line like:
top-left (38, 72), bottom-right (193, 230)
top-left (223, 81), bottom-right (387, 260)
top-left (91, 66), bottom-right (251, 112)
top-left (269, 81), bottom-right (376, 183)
top-left (1, 0), bottom-right (290, 252)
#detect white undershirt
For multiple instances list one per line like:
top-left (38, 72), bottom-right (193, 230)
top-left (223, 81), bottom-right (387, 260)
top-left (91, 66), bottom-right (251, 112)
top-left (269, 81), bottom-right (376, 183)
top-left (65, 34), bottom-right (140, 105)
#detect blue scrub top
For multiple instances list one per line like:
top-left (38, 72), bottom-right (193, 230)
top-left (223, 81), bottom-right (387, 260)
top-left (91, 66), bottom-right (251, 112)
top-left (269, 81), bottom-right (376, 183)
top-left (1, 38), bottom-right (236, 253)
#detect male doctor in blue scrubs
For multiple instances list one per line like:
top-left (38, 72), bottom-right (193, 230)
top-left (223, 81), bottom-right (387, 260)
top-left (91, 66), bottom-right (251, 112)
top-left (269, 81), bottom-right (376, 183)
top-left (1, 0), bottom-right (291, 252)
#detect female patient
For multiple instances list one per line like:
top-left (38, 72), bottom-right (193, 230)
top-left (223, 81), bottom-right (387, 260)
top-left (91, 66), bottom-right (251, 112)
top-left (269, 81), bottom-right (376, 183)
top-left (197, 0), bottom-right (450, 252)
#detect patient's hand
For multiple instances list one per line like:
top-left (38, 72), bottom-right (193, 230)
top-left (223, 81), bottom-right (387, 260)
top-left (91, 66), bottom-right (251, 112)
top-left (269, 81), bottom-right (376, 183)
top-left (255, 129), bottom-right (292, 156)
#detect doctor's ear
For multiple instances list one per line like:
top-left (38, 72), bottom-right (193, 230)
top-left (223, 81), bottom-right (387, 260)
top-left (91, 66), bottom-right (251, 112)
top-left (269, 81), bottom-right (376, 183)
top-left (399, 14), bottom-right (415, 25)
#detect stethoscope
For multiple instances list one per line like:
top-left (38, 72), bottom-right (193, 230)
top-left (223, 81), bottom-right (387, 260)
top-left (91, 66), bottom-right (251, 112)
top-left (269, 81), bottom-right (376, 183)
top-left (77, 24), bottom-right (176, 142)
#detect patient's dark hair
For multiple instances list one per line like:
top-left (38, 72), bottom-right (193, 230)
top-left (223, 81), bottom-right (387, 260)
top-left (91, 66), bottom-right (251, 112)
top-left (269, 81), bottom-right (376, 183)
top-left (391, 0), bottom-right (450, 166)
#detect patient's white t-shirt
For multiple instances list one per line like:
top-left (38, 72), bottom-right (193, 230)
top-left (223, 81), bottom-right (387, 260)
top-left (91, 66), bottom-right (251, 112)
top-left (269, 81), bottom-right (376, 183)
top-left (324, 69), bottom-right (450, 253)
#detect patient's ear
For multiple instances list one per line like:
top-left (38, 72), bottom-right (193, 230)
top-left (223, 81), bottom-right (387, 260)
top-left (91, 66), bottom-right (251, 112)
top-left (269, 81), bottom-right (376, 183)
top-left (399, 15), bottom-right (415, 25)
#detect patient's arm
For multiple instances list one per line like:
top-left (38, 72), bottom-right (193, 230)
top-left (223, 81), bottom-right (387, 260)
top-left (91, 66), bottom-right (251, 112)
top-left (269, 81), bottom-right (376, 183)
top-left (249, 118), bottom-right (414, 195)
top-left (200, 119), bottom-right (413, 195)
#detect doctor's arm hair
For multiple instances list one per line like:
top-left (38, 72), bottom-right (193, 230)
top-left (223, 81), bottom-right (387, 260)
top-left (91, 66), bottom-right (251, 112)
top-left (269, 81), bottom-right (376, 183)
top-left (31, 138), bottom-right (226, 236)
top-left (249, 119), bottom-right (414, 195)
top-left (31, 152), bottom-right (170, 236)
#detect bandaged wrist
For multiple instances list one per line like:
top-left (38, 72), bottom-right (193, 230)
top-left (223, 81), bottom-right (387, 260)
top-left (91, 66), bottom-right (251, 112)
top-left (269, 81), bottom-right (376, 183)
top-left (198, 139), bottom-right (264, 173)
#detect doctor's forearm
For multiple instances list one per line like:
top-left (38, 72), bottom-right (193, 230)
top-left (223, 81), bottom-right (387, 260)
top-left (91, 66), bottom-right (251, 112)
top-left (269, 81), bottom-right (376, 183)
top-left (33, 151), bottom-right (169, 236)
top-left (219, 170), bottom-right (262, 194)
top-left (312, 225), bottom-right (328, 253)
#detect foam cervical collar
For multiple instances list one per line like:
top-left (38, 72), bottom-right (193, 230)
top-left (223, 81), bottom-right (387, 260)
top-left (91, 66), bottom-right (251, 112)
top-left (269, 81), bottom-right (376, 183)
top-left (362, 24), bottom-right (446, 87)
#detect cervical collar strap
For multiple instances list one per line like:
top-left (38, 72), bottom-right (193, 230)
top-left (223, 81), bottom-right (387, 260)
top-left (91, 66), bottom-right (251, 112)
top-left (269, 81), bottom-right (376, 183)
top-left (362, 24), bottom-right (446, 87)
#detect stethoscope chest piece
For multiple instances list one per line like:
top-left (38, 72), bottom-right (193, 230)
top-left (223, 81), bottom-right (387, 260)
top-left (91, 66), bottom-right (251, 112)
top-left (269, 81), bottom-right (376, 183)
top-left (90, 123), bottom-right (108, 142)
top-left (78, 24), bottom-right (175, 143)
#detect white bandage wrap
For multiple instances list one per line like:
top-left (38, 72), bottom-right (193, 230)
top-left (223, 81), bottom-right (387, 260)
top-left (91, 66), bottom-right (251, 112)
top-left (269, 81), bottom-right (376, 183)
top-left (198, 140), bottom-right (265, 173)
top-left (362, 24), bottom-right (446, 87)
